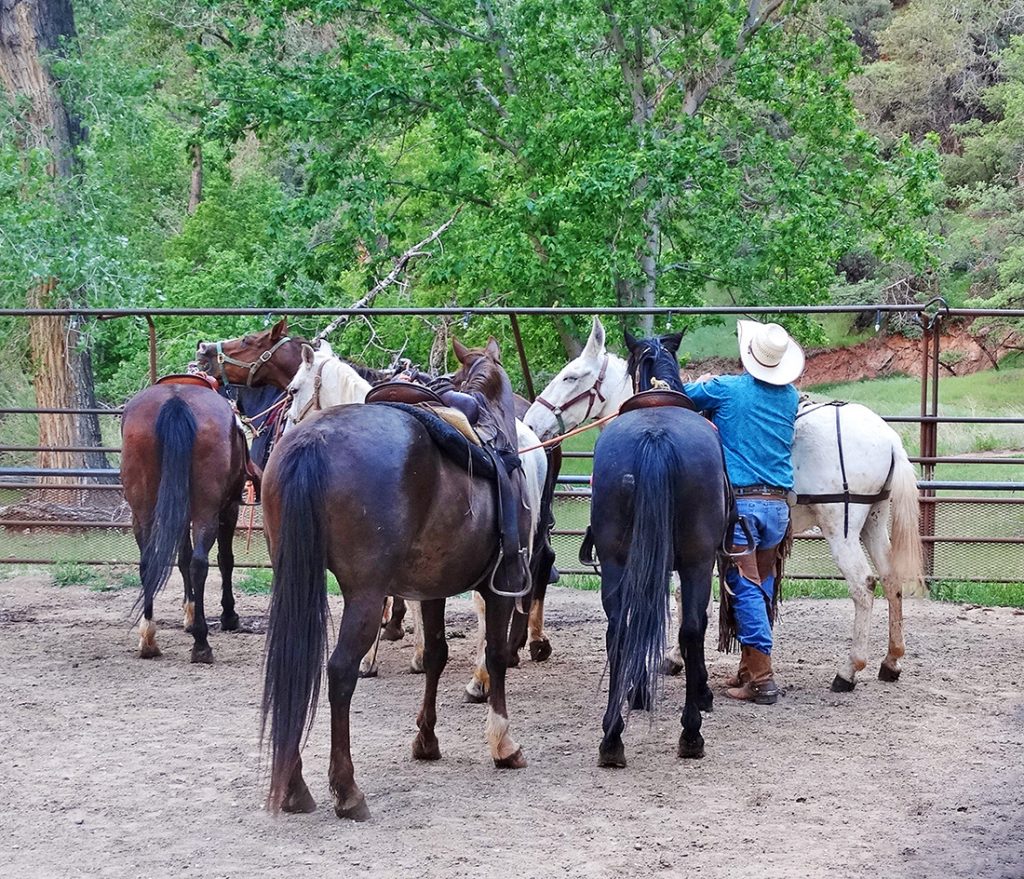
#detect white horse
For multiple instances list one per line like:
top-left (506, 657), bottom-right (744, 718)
top-left (524, 316), bottom-right (923, 691)
top-left (285, 341), bottom-right (548, 695)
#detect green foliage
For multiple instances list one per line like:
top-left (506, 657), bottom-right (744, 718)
top-left (930, 580), bottom-right (1024, 607)
top-left (52, 562), bottom-right (105, 589)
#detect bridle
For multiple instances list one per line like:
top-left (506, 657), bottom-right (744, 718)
top-left (535, 354), bottom-right (610, 435)
top-left (212, 336), bottom-right (293, 388)
top-left (290, 358), bottom-right (328, 424)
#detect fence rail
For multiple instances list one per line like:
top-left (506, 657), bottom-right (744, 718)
top-left (2, 304), bottom-right (1022, 583)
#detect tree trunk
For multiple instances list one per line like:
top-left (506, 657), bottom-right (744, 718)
top-left (2, 0), bottom-right (112, 503)
top-left (187, 140), bottom-right (203, 215)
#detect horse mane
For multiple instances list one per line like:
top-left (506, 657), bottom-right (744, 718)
top-left (453, 348), bottom-right (506, 402)
top-left (626, 336), bottom-right (685, 394)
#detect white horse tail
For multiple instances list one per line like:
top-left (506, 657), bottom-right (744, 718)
top-left (887, 440), bottom-right (925, 596)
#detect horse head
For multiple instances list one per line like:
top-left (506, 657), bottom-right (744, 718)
top-left (524, 317), bottom-right (629, 441)
top-left (624, 330), bottom-right (685, 394)
top-left (194, 318), bottom-right (301, 390)
top-left (450, 336), bottom-right (518, 448)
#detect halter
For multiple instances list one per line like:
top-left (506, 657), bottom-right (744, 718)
top-left (214, 336), bottom-right (292, 388)
top-left (291, 358), bottom-right (328, 423)
top-left (535, 354), bottom-right (609, 435)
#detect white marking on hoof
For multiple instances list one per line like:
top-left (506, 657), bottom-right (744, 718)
top-left (485, 708), bottom-right (520, 761)
top-left (138, 618), bottom-right (160, 658)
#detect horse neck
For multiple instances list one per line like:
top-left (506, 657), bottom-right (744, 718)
top-left (322, 357), bottom-right (371, 405)
top-left (596, 354), bottom-right (633, 417)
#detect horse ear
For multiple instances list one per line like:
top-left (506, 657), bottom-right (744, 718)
top-left (485, 336), bottom-right (501, 362)
top-left (301, 343), bottom-right (315, 367)
top-left (661, 332), bottom-right (683, 354)
top-left (624, 330), bottom-right (640, 353)
top-left (582, 317), bottom-right (606, 359)
top-left (452, 337), bottom-right (470, 364)
top-left (271, 318), bottom-right (288, 340)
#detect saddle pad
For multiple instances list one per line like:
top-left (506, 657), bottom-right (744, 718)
top-left (618, 389), bottom-right (697, 415)
top-left (155, 373), bottom-right (220, 391)
top-left (422, 404), bottom-right (481, 446)
top-left (380, 402), bottom-right (517, 479)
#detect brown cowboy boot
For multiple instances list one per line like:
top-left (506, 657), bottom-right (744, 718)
top-left (725, 647), bottom-right (779, 705)
top-left (724, 644), bottom-right (752, 688)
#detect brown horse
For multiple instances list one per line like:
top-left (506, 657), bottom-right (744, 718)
top-left (260, 338), bottom-right (535, 820)
top-left (120, 382), bottom-right (251, 663)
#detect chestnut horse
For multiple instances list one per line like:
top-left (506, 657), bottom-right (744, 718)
top-left (260, 339), bottom-right (538, 820)
top-left (120, 382), bottom-right (251, 663)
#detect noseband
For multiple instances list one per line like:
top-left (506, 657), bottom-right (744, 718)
top-left (212, 336), bottom-right (292, 388)
top-left (535, 354), bottom-right (609, 435)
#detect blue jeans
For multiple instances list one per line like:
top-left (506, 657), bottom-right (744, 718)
top-left (726, 499), bottom-right (790, 655)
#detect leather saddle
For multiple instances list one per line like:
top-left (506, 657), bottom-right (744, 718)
top-left (619, 388), bottom-right (697, 414)
top-left (156, 373), bottom-right (220, 391)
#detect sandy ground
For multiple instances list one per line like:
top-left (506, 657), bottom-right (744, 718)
top-left (1, 574), bottom-right (1023, 879)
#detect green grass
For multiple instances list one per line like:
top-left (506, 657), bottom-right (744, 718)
top-left (928, 580), bottom-right (1024, 607)
top-left (52, 562), bottom-right (106, 589)
top-left (235, 567), bottom-right (341, 596)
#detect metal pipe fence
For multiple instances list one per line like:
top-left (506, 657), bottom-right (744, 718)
top-left (2, 304), bottom-right (1022, 583)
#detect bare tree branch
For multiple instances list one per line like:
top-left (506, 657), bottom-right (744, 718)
top-left (398, 0), bottom-right (488, 43)
top-left (313, 207), bottom-right (464, 344)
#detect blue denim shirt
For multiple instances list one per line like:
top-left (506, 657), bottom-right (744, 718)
top-left (682, 372), bottom-right (798, 489)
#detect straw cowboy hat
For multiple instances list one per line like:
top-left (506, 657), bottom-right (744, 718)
top-left (737, 320), bottom-right (805, 386)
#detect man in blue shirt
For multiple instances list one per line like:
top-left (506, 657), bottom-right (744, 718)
top-left (683, 320), bottom-right (804, 705)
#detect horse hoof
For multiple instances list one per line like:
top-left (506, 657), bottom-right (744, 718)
top-left (190, 645), bottom-right (214, 665)
top-left (334, 794), bottom-right (371, 822)
top-left (507, 651), bottom-right (520, 669)
top-left (412, 734), bottom-right (441, 761)
top-left (358, 667), bottom-right (378, 679)
top-left (677, 733), bottom-right (705, 759)
top-left (878, 663), bottom-right (902, 683)
top-left (409, 660), bottom-right (425, 675)
top-left (494, 748), bottom-right (527, 769)
top-left (661, 657), bottom-right (683, 676)
top-left (381, 622), bottom-right (405, 642)
top-left (282, 785), bottom-right (317, 814)
top-left (598, 742), bottom-right (627, 768)
top-left (830, 674), bottom-right (856, 692)
top-left (138, 644), bottom-right (161, 660)
top-left (463, 688), bottom-right (488, 704)
top-left (220, 613), bottom-right (240, 632)
top-left (529, 639), bottom-right (552, 663)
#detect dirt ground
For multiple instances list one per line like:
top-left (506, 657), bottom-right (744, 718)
top-left (2, 574), bottom-right (1023, 879)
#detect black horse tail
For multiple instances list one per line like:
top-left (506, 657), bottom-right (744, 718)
top-left (137, 396), bottom-right (196, 618)
top-left (261, 430), bottom-right (330, 811)
top-left (609, 428), bottom-right (678, 714)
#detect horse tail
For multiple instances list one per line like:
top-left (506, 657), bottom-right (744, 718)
top-left (887, 440), bottom-right (924, 594)
top-left (137, 396), bottom-right (196, 617)
top-left (261, 430), bottom-right (330, 811)
top-left (609, 427), bottom-right (677, 713)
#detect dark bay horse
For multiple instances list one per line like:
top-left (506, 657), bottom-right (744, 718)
top-left (260, 338), bottom-right (535, 820)
top-left (589, 332), bottom-right (729, 767)
top-left (120, 382), bottom-right (251, 663)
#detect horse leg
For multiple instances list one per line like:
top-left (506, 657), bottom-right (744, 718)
top-left (217, 501), bottom-right (241, 632)
top-left (187, 525), bottom-right (217, 664)
top-left (134, 522), bottom-right (161, 659)
top-left (382, 595), bottom-right (407, 641)
top-left (824, 524), bottom-right (876, 692)
top-left (663, 574), bottom-right (684, 676)
top-left (408, 599), bottom-right (425, 674)
top-left (464, 591), bottom-right (489, 703)
top-left (862, 511), bottom-right (905, 682)
top-left (326, 591), bottom-right (382, 821)
top-left (178, 533), bottom-right (195, 633)
top-left (527, 579), bottom-right (552, 663)
top-left (677, 569), bottom-right (713, 759)
top-left (412, 598), bottom-right (448, 761)
top-left (357, 597), bottom-right (388, 678)
top-left (598, 564), bottom-right (627, 768)
top-left (484, 593), bottom-right (526, 769)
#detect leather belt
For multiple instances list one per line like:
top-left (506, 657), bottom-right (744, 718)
top-left (734, 485), bottom-right (789, 498)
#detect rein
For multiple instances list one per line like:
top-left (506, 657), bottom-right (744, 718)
top-left (518, 410), bottom-right (619, 454)
top-left (236, 393), bottom-right (291, 437)
top-left (534, 354), bottom-right (610, 436)
top-left (215, 335), bottom-right (292, 388)
top-left (794, 400), bottom-right (896, 536)
top-left (292, 358), bottom-right (329, 423)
